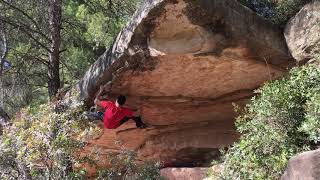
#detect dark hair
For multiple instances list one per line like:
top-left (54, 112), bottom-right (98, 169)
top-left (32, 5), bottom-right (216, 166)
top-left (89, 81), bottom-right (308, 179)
top-left (116, 95), bottom-right (126, 106)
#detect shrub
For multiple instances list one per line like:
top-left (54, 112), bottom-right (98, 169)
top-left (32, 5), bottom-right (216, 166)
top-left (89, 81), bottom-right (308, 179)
top-left (272, 0), bottom-right (310, 25)
top-left (0, 101), bottom-right (162, 180)
top-left (238, 0), bottom-right (310, 26)
top-left (216, 63), bottom-right (320, 179)
top-left (0, 102), bottom-right (101, 179)
top-left (95, 148), bottom-right (163, 180)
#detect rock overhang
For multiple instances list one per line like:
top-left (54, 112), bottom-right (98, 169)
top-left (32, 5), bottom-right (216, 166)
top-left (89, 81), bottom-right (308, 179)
top-left (79, 0), bottom-right (294, 103)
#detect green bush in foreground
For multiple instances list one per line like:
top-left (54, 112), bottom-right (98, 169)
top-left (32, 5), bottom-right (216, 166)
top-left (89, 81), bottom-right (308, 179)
top-left (217, 63), bottom-right (320, 180)
top-left (0, 103), bottom-right (99, 179)
top-left (96, 151), bottom-right (162, 180)
top-left (94, 147), bottom-right (163, 180)
top-left (0, 102), bottom-right (162, 179)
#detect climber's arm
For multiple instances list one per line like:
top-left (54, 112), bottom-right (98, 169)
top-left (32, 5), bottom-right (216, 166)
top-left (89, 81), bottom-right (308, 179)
top-left (94, 86), bottom-right (104, 107)
top-left (94, 83), bottom-right (112, 108)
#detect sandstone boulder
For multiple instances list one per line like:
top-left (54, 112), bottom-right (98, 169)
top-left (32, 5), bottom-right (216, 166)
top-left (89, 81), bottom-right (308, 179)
top-left (281, 149), bottom-right (320, 180)
top-left (285, 1), bottom-right (320, 63)
top-left (78, 0), bottom-right (294, 172)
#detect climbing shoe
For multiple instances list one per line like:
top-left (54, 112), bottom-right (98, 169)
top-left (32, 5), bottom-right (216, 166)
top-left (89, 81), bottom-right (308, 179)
top-left (138, 123), bottom-right (147, 129)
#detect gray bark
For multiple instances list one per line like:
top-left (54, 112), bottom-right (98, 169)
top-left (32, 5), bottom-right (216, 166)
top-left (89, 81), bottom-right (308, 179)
top-left (0, 20), bottom-right (8, 131)
top-left (0, 20), bottom-right (7, 107)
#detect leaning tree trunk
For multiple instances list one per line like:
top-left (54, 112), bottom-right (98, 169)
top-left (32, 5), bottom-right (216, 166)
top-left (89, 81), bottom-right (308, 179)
top-left (0, 20), bottom-right (9, 136)
top-left (48, 0), bottom-right (62, 99)
top-left (0, 59), bottom-right (3, 108)
top-left (0, 20), bottom-right (7, 109)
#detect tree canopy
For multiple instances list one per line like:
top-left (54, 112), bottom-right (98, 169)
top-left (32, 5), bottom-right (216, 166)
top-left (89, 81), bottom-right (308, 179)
top-left (0, 0), bottom-right (140, 114)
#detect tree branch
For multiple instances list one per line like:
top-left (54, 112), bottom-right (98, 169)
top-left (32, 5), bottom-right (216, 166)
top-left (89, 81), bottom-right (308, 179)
top-left (0, 0), bottom-right (51, 43)
top-left (0, 16), bottom-right (51, 52)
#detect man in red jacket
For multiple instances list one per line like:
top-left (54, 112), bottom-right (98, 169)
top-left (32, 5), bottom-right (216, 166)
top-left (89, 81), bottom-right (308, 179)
top-left (94, 85), bottom-right (147, 129)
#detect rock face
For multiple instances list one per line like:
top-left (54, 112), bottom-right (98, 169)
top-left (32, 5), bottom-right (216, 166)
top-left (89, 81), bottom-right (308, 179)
top-left (281, 149), bottom-right (320, 180)
top-left (78, 0), bottom-right (293, 171)
top-left (285, 1), bottom-right (320, 63)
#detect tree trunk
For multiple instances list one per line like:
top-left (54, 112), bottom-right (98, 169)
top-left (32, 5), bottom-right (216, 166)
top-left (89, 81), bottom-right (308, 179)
top-left (48, 0), bottom-right (62, 99)
top-left (0, 20), bottom-right (7, 107)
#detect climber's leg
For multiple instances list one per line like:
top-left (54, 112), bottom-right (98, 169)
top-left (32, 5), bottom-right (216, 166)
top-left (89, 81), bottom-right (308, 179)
top-left (132, 116), bottom-right (147, 128)
top-left (119, 116), bottom-right (130, 125)
top-left (119, 116), bottom-right (147, 129)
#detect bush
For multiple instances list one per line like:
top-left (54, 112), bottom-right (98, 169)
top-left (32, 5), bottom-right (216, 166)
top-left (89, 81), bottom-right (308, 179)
top-left (95, 147), bottom-right (163, 180)
top-left (96, 158), bottom-right (162, 180)
top-left (0, 101), bottom-right (162, 180)
top-left (238, 0), bottom-right (310, 26)
top-left (216, 63), bottom-right (320, 179)
top-left (273, 0), bottom-right (310, 25)
top-left (0, 102), bottom-right (101, 179)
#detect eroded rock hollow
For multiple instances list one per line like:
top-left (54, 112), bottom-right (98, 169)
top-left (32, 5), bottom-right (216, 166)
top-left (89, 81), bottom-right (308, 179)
top-left (78, 0), bottom-right (293, 169)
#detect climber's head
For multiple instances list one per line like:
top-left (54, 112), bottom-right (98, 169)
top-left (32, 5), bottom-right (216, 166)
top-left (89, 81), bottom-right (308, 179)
top-left (116, 95), bottom-right (126, 107)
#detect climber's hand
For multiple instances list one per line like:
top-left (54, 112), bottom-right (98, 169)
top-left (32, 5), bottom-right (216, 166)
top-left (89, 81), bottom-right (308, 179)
top-left (99, 85), bottom-right (104, 93)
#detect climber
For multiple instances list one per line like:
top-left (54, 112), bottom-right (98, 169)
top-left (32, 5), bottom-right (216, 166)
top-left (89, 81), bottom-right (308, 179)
top-left (93, 84), bottom-right (147, 129)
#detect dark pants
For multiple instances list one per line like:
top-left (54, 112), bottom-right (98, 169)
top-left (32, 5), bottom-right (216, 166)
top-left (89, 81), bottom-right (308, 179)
top-left (119, 116), bottom-right (145, 128)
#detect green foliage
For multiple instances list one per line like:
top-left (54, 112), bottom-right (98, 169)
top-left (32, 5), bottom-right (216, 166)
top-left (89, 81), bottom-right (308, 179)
top-left (60, 0), bottom-right (140, 84)
top-left (95, 149), bottom-right (163, 180)
top-left (272, 0), bottom-right (309, 25)
top-left (136, 162), bottom-right (164, 180)
top-left (1, 0), bottom-right (141, 115)
top-left (59, 0), bottom-right (141, 87)
top-left (69, 0), bottom-right (139, 48)
top-left (238, 0), bottom-right (309, 26)
top-left (217, 63), bottom-right (320, 179)
top-left (0, 102), bottom-right (101, 179)
top-left (0, 100), bottom-right (162, 179)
